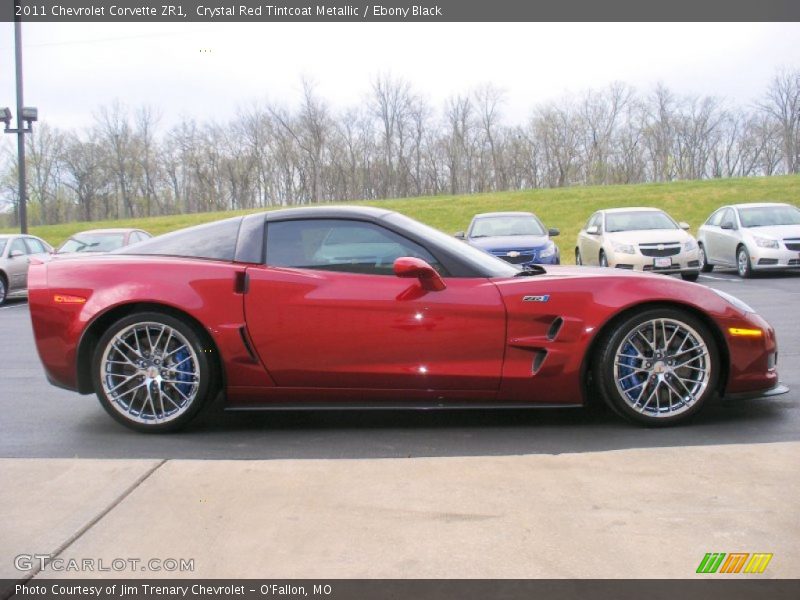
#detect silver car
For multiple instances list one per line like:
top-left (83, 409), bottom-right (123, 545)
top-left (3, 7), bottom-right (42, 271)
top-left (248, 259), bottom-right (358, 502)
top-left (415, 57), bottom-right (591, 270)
top-left (575, 207), bottom-right (701, 281)
top-left (0, 234), bottom-right (53, 304)
top-left (697, 202), bottom-right (800, 278)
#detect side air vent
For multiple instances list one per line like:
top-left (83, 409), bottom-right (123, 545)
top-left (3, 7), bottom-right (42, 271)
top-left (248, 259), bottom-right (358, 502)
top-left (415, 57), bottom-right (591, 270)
top-left (547, 317), bottom-right (564, 341)
top-left (532, 350), bottom-right (547, 374)
top-left (238, 326), bottom-right (258, 363)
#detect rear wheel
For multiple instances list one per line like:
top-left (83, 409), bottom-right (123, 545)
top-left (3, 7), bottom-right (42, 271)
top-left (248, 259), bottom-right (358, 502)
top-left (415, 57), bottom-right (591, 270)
top-left (698, 243), bottom-right (713, 273)
top-left (599, 251), bottom-right (609, 267)
top-left (92, 312), bottom-right (216, 432)
top-left (0, 274), bottom-right (7, 305)
top-left (575, 249), bottom-right (583, 266)
top-left (737, 245), bottom-right (752, 278)
top-left (593, 307), bottom-right (719, 426)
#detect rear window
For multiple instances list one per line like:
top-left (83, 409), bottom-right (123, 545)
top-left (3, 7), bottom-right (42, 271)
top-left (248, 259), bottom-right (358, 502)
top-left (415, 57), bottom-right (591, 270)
top-left (117, 217), bottom-right (242, 261)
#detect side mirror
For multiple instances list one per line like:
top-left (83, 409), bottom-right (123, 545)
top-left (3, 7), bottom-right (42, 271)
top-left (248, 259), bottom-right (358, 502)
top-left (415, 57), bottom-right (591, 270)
top-left (548, 227), bottom-right (560, 237)
top-left (721, 221), bottom-right (734, 230)
top-left (393, 257), bottom-right (446, 292)
top-left (9, 249), bottom-right (24, 258)
top-left (586, 225), bottom-right (599, 235)
top-left (678, 221), bottom-right (690, 230)
top-left (454, 231), bottom-right (465, 240)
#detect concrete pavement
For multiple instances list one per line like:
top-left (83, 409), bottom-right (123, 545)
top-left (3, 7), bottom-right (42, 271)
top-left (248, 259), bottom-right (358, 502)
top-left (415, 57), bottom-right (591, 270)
top-left (2, 442), bottom-right (798, 580)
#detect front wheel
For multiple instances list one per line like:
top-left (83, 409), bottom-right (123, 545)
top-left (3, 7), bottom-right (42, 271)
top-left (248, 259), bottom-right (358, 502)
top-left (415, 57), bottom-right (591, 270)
top-left (699, 243), bottom-right (713, 273)
top-left (737, 246), bottom-right (753, 278)
top-left (575, 249), bottom-right (583, 266)
top-left (681, 271), bottom-right (700, 282)
top-left (0, 275), bottom-right (7, 305)
top-left (92, 312), bottom-right (216, 432)
top-left (593, 308), bottom-right (719, 426)
top-left (599, 251), bottom-right (609, 268)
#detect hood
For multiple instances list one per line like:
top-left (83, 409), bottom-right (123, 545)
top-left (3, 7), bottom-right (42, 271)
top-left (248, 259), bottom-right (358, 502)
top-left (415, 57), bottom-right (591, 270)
top-left (605, 229), bottom-right (693, 244)
top-left (742, 224), bottom-right (800, 240)
top-left (469, 234), bottom-right (551, 251)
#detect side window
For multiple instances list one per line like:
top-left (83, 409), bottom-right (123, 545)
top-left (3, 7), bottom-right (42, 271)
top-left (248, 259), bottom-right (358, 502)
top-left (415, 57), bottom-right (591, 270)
top-left (266, 219), bottom-right (443, 276)
top-left (24, 237), bottom-right (46, 254)
top-left (706, 209), bottom-right (724, 227)
top-left (721, 208), bottom-right (736, 229)
top-left (10, 238), bottom-right (28, 256)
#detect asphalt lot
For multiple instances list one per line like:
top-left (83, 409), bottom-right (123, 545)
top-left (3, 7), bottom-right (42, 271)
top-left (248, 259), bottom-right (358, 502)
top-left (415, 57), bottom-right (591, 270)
top-left (1, 269), bottom-right (798, 460)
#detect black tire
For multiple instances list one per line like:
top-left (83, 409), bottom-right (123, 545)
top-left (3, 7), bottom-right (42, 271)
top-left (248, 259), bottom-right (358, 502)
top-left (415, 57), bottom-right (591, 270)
top-left (737, 245), bottom-right (753, 279)
top-left (698, 243), bottom-right (713, 273)
top-left (92, 311), bottom-right (217, 432)
top-left (0, 273), bottom-right (7, 306)
top-left (599, 251), bottom-right (609, 268)
top-left (593, 307), bottom-right (720, 426)
top-left (575, 249), bottom-right (583, 266)
top-left (681, 271), bottom-right (700, 282)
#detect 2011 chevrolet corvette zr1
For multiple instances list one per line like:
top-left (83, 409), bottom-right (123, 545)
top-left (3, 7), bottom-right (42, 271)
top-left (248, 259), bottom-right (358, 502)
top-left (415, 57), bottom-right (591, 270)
top-left (28, 207), bottom-right (787, 432)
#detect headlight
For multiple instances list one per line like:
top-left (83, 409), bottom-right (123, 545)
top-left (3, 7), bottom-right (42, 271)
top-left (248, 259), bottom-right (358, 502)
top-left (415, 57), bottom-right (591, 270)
top-left (711, 288), bottom-right (756, 314)
top-left (612, 241), bottom-right (635, 254)
top-left (753, 236), bottom-right (779, 249)
top-left (539, 244), bottom-right (556, 258)
top-left (684, 239), bottom-right (698, 252)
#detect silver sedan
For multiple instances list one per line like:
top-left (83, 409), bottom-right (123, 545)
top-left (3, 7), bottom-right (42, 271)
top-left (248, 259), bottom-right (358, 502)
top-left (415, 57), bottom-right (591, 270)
top-left (697, 202), bottom-right (800, 278)
top-left (0, 234), bottom-right (53, 304)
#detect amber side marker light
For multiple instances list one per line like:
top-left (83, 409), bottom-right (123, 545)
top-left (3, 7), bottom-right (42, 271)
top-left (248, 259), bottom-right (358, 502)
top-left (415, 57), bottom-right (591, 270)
top-left (53, 294), bottom-right (87, 304)
top-left (728, 327), bottom-right (763, 337)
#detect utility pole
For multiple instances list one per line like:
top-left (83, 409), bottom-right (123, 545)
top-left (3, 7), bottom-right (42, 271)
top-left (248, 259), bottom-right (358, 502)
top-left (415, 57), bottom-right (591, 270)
top-left (1, 0), bottom-right (38, 233)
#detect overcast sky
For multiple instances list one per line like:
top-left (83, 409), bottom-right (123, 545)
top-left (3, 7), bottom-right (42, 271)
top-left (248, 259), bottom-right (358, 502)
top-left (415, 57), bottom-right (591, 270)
top-left (1, 22), bottom-right (800, 131)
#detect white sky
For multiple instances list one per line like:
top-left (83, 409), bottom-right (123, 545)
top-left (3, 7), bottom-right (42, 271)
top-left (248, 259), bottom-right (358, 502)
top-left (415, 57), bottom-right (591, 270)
top-left (1, 22), bottom-right (799, 131)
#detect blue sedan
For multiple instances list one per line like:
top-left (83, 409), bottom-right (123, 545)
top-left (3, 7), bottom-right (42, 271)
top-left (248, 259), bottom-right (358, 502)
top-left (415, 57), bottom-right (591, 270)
top-left (456, 211), bottom-right (561, 266)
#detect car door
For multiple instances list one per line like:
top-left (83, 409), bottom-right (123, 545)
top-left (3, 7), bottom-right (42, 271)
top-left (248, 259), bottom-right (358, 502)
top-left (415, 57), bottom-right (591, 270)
top-left (244, 218), bottom-right (507, 392)
top-left (703, 208), bottom-right (732, 265)
top-left (579, 213), bottom-right (603, 265)
top-left (5, 237), bottom-right (30, 290)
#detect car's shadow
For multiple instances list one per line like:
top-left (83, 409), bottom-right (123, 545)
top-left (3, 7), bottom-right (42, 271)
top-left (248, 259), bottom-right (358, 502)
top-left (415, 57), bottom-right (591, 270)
top-left (63, 391), bottom-right (799, 460)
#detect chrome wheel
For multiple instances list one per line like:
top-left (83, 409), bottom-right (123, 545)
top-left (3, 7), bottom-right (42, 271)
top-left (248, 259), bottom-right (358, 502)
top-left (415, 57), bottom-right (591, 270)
top-left (99, 321), bottom-right (200, 425)
top-left (613, 318), bottom-right (711, 418)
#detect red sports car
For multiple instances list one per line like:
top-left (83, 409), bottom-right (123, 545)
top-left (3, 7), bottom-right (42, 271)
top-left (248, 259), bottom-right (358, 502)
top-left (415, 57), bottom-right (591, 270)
top-left (28, 207), bottom-right (787, 432)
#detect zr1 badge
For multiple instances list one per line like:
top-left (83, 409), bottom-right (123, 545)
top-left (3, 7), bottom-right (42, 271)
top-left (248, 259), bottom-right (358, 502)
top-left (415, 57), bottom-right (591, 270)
top-left (522, 295), bottom-right (550, 303)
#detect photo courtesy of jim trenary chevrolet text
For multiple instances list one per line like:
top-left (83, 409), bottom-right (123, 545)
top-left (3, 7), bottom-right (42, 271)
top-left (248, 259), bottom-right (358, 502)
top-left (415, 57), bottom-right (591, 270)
top-left (0, 1), bottom-right (799, 599)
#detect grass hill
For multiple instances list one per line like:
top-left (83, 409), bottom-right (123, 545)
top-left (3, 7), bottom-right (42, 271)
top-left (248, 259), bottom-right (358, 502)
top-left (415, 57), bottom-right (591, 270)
top-left (4, 175), bottom-right (799, 264)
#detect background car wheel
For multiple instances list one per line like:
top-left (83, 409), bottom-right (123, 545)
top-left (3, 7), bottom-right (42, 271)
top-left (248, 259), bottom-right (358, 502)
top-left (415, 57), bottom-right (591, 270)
top-left (593, 307), bottom-right (719, 426)
top-left (0, 274), bottom-right (7, 305)
top-left (599, 251), bottom-right (609, 267)
top-left (92, 312), bottom-right (216, 432)
top-left (681, 271), bottom-right (700, 282)
top-left (698, 243), bottom-right (713, 273)
top-left (737, 245), bottom-right (753, 278)
top-left (575, 249), bottom-right (582, 266)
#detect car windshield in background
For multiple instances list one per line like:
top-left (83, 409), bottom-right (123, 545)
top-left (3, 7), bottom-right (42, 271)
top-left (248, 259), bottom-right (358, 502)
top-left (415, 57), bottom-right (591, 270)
top-left (606, 211), bottom-right (677, 232)
top-left (59, 234), bottom-right (126, 253)
top-left (738, 205), bottom-right (800, 227)
top-left (471, 216), bottom-right (545, 237)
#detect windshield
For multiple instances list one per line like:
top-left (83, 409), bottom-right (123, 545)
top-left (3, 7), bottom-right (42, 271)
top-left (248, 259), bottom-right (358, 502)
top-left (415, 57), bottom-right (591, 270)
top-left (58, 233), bottom-right (126, 253)
top-left (0, 239), bottom-right (6, 256)
top-left (606, 211), bottom-right (677, 233)
top-left (738, 205), bottom-right (800, 227)
top-left (471, 215), bottom-right (545, 237)
top-left (385, 213), bottom-right (520, 278)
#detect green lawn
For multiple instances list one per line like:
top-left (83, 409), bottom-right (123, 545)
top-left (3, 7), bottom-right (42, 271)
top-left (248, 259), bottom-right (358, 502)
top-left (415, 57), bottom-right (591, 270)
top-left (4, 175), bottom-right (799, 264)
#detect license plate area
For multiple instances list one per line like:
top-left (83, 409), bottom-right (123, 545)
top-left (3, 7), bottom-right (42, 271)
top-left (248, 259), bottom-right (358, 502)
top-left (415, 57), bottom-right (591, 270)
top-left (654, 257), bottom-right (672, 268)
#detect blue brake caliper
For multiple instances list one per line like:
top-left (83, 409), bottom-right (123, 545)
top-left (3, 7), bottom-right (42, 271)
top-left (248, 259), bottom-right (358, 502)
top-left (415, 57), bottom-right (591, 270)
top-left (617, 342), bottom-right (643, 402)
top-left (171, 348), bottom-right (193, 397)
